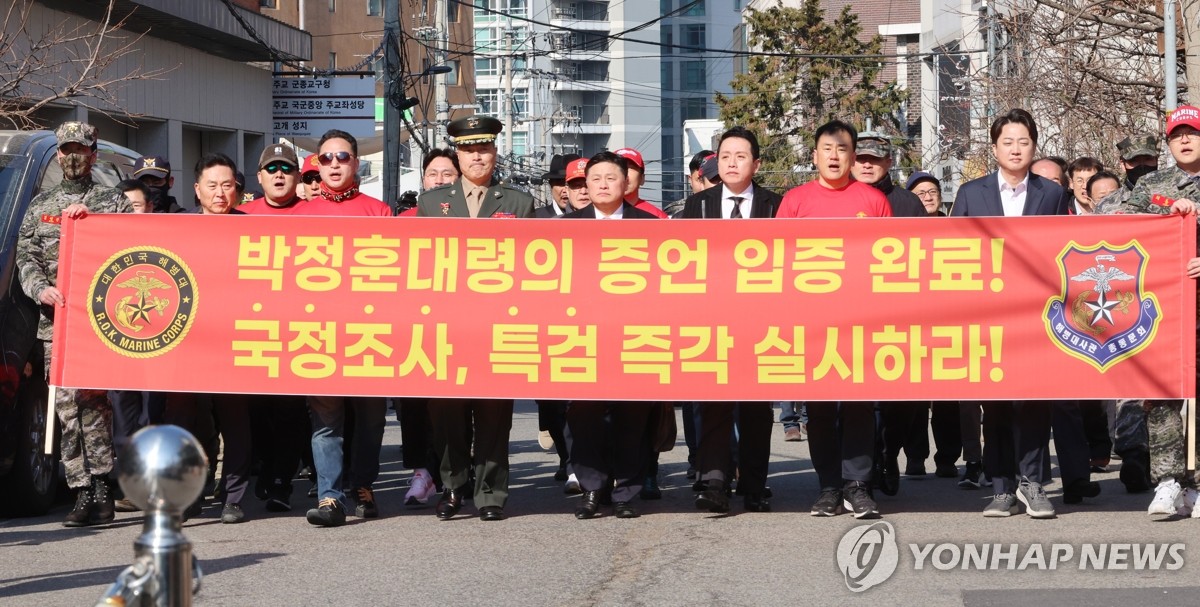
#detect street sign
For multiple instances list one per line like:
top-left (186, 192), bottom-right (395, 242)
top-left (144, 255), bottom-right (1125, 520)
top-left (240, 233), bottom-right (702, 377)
top-left (272, 77), bottom-right (376, 139)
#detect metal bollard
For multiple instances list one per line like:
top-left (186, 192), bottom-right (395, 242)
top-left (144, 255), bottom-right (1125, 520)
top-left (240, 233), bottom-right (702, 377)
top-left (97, 425), bottom-right (209, 607)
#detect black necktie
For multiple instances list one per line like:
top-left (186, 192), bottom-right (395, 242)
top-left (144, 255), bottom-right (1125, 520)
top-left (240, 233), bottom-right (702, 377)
top-left (730, 196), bottom-right (744, 219)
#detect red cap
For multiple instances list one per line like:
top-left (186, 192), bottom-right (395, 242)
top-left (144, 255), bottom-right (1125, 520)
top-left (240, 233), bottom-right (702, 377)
top-left (614, 148), bottom-right (644, 170)
top-left (1166, 105), bottom-right (1200, 135)
top-left (566, 158), bottom-right (589, 182)
top-left (302, 154), bottom-right (321, 175)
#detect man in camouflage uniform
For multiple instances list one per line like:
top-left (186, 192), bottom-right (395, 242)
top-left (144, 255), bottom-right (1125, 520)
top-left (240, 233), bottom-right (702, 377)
top-left (17, 121), bottom-right (132, 526)
top-left (1095, 106), bottom-right (1200, 516)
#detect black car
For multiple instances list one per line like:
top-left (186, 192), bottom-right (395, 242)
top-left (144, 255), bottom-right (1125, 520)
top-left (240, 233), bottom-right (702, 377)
top-left (0, 130), bottom-right (140, 516)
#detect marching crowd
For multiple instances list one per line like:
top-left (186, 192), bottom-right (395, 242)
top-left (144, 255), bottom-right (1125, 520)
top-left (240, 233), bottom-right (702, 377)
top-left (19, 105), bottom-right (1200, 529)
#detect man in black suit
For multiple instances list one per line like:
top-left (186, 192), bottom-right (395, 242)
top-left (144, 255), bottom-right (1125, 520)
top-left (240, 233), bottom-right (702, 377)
top-left (561, 152), bottom-right (659, 519)
top-left (951, 108), bottom-right (1069, 519)
top-left (681, 126), bottom-right (782, 512)
top-left (535, 153), bottom-right (580, 218)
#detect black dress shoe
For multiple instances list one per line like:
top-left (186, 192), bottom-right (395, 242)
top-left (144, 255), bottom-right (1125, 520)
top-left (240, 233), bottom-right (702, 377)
top-left (575, 490), bottom-right (602, 519)
top-left (640, 477), bottom-right (662, 500)
top-left (479, 506), bottom-right (505, 521)
top-left (744, 493), bottom-right (771, 512)
top-left (1062, 479), bottom-right (1101, 504)
top-left (695, 483), bottom-right (730, 513)
top-left (435, 488), bottom-right (465, 520)
top-left (614, 501), bottom-right (640, 519)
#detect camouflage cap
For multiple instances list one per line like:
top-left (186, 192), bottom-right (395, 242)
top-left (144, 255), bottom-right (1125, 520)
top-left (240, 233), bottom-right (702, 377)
top-left (1116, 135), bottom-right (1158, 161)
top-left (55, 121), bottom-right (97, 149)
top-left (856, 132), bottom-right (891, 159)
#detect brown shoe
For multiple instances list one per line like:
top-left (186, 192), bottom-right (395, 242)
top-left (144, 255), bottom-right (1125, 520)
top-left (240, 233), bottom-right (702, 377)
top-left (784, 427), bottom-right (803, 442)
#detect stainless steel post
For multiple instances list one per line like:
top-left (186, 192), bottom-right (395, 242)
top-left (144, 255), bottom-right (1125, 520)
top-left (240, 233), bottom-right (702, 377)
top-left (96, 425), bottom-right (209, 607)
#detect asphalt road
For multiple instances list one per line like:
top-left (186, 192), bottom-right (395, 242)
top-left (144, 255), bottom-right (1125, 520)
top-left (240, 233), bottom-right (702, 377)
top-left (2, 402), bottom-right (1199, 606)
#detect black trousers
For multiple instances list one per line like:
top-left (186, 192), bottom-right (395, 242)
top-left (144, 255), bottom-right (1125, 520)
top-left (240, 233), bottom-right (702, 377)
top-left (1051, 400), bottom-right (1091, 486)
top-left (929, 401), bottom-right (963, 467)
top-left (1080, 400), bottom-right (1113, 460)
top-left (109, 390), bottom-right (166, 449)
top-left (695, 402), bottom-right (773, 493)
top-left (566, 401), bottom-right (651, 503)
top-left (536, 399), bottom-right (570, 466)
top-left (429, 398), bottom-right (512, 509)
top-left (216, 394), bottom-right (253, 504)
top-left (981, 400), bottom-right (1051, 494)
top-left (807, 401), bottom-right (875, 488)
top-left (250, 394), bottom-right (308, 490)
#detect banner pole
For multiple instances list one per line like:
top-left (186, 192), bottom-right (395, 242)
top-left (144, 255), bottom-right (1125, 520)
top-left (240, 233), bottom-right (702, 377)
top-left (44, 385), bottom-right (56, 455)
top-left (1189, 398), bottom-right (1196, 472)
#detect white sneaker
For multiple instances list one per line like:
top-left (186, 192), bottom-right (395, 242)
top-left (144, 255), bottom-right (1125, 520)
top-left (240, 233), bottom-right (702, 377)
top-left (538, 430), bottom-right (554, 451)
top-left (564, 473), bottom-right (582, 495)
top-left (1176, 487), bottom-right (1199, 517)
top-left (1148, 478), bottom-right (1182, 516)
top-left (404, 469), bottom-right (437, 507)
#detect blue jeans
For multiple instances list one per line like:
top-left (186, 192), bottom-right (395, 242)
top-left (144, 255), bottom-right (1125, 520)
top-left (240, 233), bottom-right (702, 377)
top-left (778, 401), bottom-right (806, 429)
top-left (308, 396), bottom-right (386, 503)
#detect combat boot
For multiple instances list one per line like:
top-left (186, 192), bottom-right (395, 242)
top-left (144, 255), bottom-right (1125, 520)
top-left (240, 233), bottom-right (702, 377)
top-left (91, 475), bottom-right (115, 525)
top-left (63, 486), bottom-right (94, 527)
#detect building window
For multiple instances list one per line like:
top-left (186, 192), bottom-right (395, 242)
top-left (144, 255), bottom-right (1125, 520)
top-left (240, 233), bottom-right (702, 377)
top-left (682, 97), bottom-right (707, 120)
top-left (685, 0), bottom-right (705, 15)
top-left (446, 60), bottom-right (460, 85)
top-left (661, 0), bottom-right (671, 12)
top-left (329, 52), bottom-right (337, 70)
top-left (260, 0), bottom-right (277, 8)
top-left (661, 28), bottom-right (673, 55)
top-left (661, 99), bottom-right (673, 126)
top-left (682, 24), bottom-right (705, 53)
top-left (477, 89), bottom-right (529, 119)
top-left (475, 57), bottom-right (497, 76)
top-left (475, 0), bottom-right (528, 18)
top-left (368, 0), bottom-right (381, 15)
top-left (511, 131), bottom-right (527, 156)
top-left (475, 28), bottom-right (495, 51)
top-left (328, 0), bottom-right (335, 11)
top-left (681, 61), bottom-right (706, 91)
top-left (661, 62), bottom-right (673, 89)
top-left (448, 0), bottom-right (459, 22)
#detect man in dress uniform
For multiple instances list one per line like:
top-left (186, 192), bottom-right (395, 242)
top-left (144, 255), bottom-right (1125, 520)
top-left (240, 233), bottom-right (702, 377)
top-left (416, 115), bottom-right (534, 521)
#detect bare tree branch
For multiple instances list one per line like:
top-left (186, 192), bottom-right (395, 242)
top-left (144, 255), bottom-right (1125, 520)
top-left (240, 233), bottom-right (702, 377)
top-left (0, 0), bottom-right (176, 129)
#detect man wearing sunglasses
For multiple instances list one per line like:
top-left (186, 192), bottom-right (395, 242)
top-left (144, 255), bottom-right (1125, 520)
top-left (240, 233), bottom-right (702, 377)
top-left (298, 154), bottom-right (322, 201)
top-left (298, 130), bottom-right (391, 217)
top-left (241, 144), bottom-right (306, 214)
top-left (237, 144), bottom-right (312, 515)
top-left (416, 115), bottom-right (534, 522)
top-left (303, 130), bottom-right (390, 528)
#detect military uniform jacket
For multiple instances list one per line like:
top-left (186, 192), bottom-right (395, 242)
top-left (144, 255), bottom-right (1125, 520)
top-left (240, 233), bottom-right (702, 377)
top-left (1095, 165), bottom-right (1200, 222)
top-left (415, 177), bottom-right (535, 218)
top-left (17, 176), bottom-right (131, 339)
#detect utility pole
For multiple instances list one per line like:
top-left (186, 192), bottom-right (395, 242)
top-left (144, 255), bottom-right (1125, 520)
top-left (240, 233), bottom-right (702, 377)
top-left (503, 21), bottom-right (515, 158)
top-left (382, 0), bottom-right (401, 208)
top-left (434, 0), bottom-right (449, 147)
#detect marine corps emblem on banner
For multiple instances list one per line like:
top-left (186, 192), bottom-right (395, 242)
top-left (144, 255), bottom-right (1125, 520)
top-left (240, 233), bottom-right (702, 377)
top-left (88, 247), bottom-right (197, 358)
top-left (1043, 241), bottom-right (1161, 371)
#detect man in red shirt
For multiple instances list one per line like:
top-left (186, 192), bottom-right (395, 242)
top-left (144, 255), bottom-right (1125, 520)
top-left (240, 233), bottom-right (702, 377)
top-left (295, 130), bottom-right (392, 217)
top-left (613, 147), bottom-right (668, 218)
top-left (241, 144), bottom-right (306, 214)
top-left (777, 119), bottom-right (888, 520)
top-left (777, 121), bottom-right (892, 219)
top-left (303, 130), bottom-right (390, 527)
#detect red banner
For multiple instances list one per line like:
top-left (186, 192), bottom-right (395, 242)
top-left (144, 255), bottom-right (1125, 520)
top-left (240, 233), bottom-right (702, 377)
top-left (51, 214), bottom-right (1195, 401)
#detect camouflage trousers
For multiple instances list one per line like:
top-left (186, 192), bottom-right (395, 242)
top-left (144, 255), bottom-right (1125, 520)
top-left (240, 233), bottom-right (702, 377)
top-left (44, 341), bottom-right (113, 489)
top-left (1144, 399), bottom-right (1198, 487)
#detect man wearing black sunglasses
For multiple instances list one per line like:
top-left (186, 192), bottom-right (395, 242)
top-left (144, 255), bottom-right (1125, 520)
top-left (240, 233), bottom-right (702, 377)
top-left (242, 144), bottom-right (306, 214)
